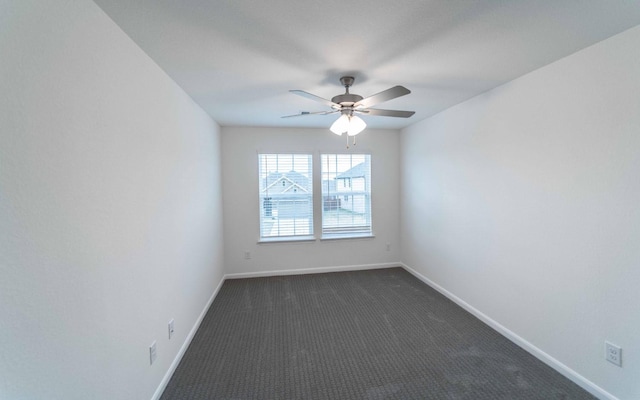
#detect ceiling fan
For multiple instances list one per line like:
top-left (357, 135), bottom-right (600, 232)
top-left (283, 76), bottom-right (415, 137)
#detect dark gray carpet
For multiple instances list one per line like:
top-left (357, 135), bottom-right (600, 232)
top-left (160, 267), bottom-right (596, 399)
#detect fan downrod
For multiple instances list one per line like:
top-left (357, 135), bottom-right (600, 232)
top-left (332, 76), bottom-right (362, 105)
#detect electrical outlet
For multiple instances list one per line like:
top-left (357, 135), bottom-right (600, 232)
top-left (168, 319), bottom-right (175, 340)
top-left (149, 341), bottom-right (157, 365)
top-left (244, 251), bottom-right (251, 260)
top-left (605, 341), bottom-right (622, 367)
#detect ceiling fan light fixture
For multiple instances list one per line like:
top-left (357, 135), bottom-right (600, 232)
top-left (330, 114), bottom-right (350, 135)
top-left (347, 115), bottom-right (366, 136)
top-left (330, 113), bottom-right (366, 136)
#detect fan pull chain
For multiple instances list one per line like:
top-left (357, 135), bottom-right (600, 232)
top-left (344, 134), bottom-right (358, 149)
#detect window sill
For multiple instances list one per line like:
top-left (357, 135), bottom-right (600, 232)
top-left (258, 236), bottom-right (316, 244)
top-left (320, 233), bottom-right (375, 241)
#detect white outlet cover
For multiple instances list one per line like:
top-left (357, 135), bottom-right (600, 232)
top-left (605, 341), bottom-right (622, 367)
top-left (168, 319), bottom-right (175, 339)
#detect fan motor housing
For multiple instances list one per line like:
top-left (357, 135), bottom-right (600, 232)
top-left (331, 93), bottom-right (363, 106)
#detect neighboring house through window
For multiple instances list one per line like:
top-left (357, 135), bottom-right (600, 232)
top-left (258, 154), bottom-right (313, 239)
top-left (258, 153), bottom-right (372, 241)
top-left (321, 154), bottom-right (372, 237)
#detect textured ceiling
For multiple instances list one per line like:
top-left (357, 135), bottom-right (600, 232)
top-left (94, 0), bottom-right (640, 129)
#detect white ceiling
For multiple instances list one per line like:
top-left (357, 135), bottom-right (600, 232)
top-left (94, 0), bottom-right (640, 129)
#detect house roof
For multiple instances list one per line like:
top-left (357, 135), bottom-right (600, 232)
top-left (93, 1), bottom-right (640, 130)
top-left (263, 171), bottom-right (310, 194)
top-left (336, 163), bottom-right (368, 179)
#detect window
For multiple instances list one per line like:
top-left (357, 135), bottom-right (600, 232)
top-left (321, 154), bottom-right (372, 237)
top-left (258, 154), bottom-right (313, 239)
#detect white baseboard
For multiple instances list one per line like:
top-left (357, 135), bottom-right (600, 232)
top-left (400, 262), bottom-right (617, 400)
top-left (151, 276), bottom-right (226, 400)
top-left (224, 262), bottom-right (401, 280)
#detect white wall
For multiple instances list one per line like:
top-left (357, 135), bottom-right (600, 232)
top-left (0, 1), bottom-right (224, 399)
top-left (222, 127), bottom-right (400, 275)
top-left (401, 26), bottom-right (640, 399)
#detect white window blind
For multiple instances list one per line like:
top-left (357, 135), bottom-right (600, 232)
top-left (321, 154), bottom-right (372, 237)
top-left (259, 154), bottom-right (313, 239)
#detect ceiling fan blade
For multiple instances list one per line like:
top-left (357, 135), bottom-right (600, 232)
top-left (357, 108), bottom-right (415, 118)
top-left (353, 86), bottom-right (411, 109)
top-left (290, 90), bottom-right (341, 108)
top-left (281, 110), bottom-right (339, 118)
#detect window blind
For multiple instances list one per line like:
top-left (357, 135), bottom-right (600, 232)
top-left (321, 154), bottom-right (372, 237)
top-left (258, 154), bottom-right (313, 239)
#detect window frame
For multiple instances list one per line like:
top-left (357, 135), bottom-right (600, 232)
top-left (257, 153), bottom-right (315, 242)
top-left (320, 153), bottom-right (373, 240)
top-left (256, 152), bottom-right (374, 243)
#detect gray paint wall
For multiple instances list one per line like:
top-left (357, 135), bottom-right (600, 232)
top-left (0, 1), bottom-right (224, 399)
top-left (401, 25), bottom-right (640, 399)
top-left (221, 127), bottom-right (401, 276)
